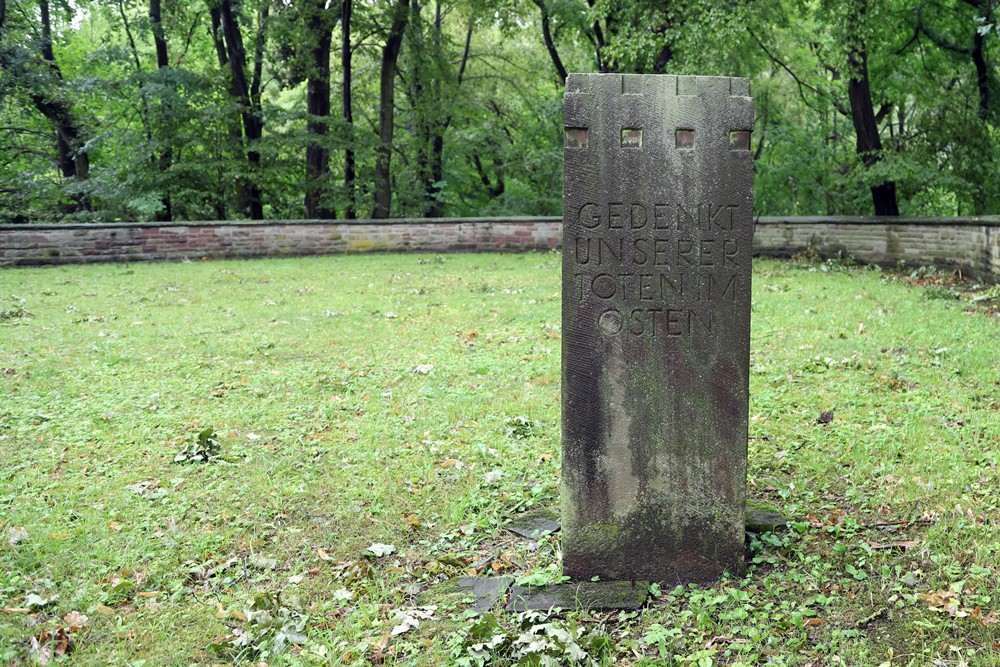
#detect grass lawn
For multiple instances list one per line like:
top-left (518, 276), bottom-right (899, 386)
top-left (1, 253), bottom-right (998, 666)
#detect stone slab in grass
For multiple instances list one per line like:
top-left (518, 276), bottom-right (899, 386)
top-left (419, 576), bottom-right (513, 613)
top-left (456, 576), bottom-right (514, 612)
top-left (506, 581), bottom-right (649, 612)
top-left (746, 500), bottom-right (791, 533)
top-left (506, 507), bottom-right (561, 540)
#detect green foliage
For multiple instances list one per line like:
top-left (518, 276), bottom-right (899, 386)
top-left (172, 427), bottom-right (222, 463)
top-left (1, 0), bottom-right (998, 220)
top-left (209, 591), bottom-right (310, 659)
top-left (453, 611), bottom-right (611, 666)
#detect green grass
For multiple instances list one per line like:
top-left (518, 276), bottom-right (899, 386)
top-left (0, 253), bottom-right (997, 666)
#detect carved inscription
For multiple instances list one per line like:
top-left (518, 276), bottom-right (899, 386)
top-left (571, 200), bottom-right (743, 337)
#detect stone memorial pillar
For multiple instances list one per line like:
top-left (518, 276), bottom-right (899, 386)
top-left (561, 74), bottom-right (753, 584)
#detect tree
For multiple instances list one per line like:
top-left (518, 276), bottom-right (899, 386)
top-left (372, 0), bottom-right (409, 219)
top-left (216, 0), bottom-right (266, 220)
top-left (0, 0), bottom-right (91, 213)
top-left (341, 0), bottom-right (356, 218)
top-left (303, 0), bottom-right (337, 219)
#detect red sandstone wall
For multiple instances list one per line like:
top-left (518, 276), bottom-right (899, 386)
top-left (1, 216), bottom-right (997, 282)
top-left (0, 218), bottom-right (563, 266)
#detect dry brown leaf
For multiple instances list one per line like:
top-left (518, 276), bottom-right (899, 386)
top-left (917, 589), bottom-right (958, 607)
top-left (62, 611), bottom-right (88, 628)
top-left (2, 607), bottom-right (31, 614)
top-left (94, 603), bottom-right (116, 616)
top-left (318, 548), bottom-right (333, 561)
top-left (866, 540), bottom-right (920, 551)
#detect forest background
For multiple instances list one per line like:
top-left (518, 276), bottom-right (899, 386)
top-left (0, 0), bottom-right (998, 224)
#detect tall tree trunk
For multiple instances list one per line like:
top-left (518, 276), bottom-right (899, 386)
top-left (218, 0), bottom-right (264, 220)
top-left (972, 28), bottom-right (990, 119)
top-left (209, 5), bottom-right (242, 219)
top-left (32, 0), bottom-right (89, 210)
top-left (150, 0), bottom-right (173, 221)
top-left (409, 2), bottom-right (433, 216)
top-left (531, 0), bottom-right (567, 84)
top-left (342, 0), bottom-right (356, 219)
top-left (425, 7), bottom-right (472, 217)
top-left (372, 0), bottom-right (409, 219)
top-left (846, 0), bottom-right (898, 216)
top-left (305, 0), bottom-right (335, 219)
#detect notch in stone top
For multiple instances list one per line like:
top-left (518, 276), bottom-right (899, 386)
top-left (622, 75), bottom-right (643, 95)
top-left (621, 128), bottom-right (642, 149)
top-left (730, 78), bottom-right (751, 97)
top-left (729, 131), bottom-right (751, 150)
top-left (565, 127), bottom-right (589, 149)
top-left (675, 129), bottom-right (695, 149)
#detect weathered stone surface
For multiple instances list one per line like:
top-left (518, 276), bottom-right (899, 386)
top-left (456, 576), bottom-right (513, 612)
top-left (746, 500), bottom-right (790, 533)
top-left (507, 507), bottom-right (561, 540)
top-left (419, 576), bottom-right (513, 612)
top-left (561, 74), bottom-right (753, 584)
top-left (506, 581), bottom-right (648, 612)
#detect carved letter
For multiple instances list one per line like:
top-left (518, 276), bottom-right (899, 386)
top-left (578, 202), bottom-right (601, 229)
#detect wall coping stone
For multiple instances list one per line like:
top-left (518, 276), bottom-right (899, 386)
top-left (3, 215), bottom-right (998, 233)
top-left (0, 216), bottom-right (563, 232)
top-left (755, 216), bottom-right (1000, 227)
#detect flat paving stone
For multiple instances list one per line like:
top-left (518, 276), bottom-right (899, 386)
top-left (455, 576), bottom-right (513, 612)
top-left (506, 581), bottom-right (649, 612)
top-left (746, 500), bottom-right (791, 532)
top-left (506, 507), bottom-right (561, 540)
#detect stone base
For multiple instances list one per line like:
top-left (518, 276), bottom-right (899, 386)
top-left (506, 507), bottom-right (561, 539)
top-left (506, 581), bottom-right (648, 612)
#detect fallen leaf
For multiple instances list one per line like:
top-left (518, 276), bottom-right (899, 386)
top-left (248, 554), bottom-right (277, 570)
top-left (31, 627), bottom-right (74, 663)
top-left (25, 593), bottom-right (54, 610)
top-left (63, 611), bottom-right (88, 628)
top-left (8, 526), bottom-right (28, 546)
top-left (318, 548), bottom-right (333, 561)
top-left (803, 618), bottom-right (825, 627)
top-left (918, 589), bottom-right (958, 607)
top-left (866, 540), bottom-right (920, 551)
top-left (391, 606), bottom-right (436, 635)
top-left (483, 470), bottom-right (504, 484)
top-left (367, 543), bottom-right (395, 557)
top-left (1, 607), bottom-right (31, 614)
top-left (136, 591), bottom-right (160, 598)
top-left (288, 574), bottom-right (305, 585)
top-left (94, 603), bottom-right (116, 616)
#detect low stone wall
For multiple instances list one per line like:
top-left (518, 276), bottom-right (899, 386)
top-left (0, 218), bottom-right (562, 266)
top-left (1, 216), bottom-right (998, 281)
top-left (753, 216), bottom-right (1000, 281)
